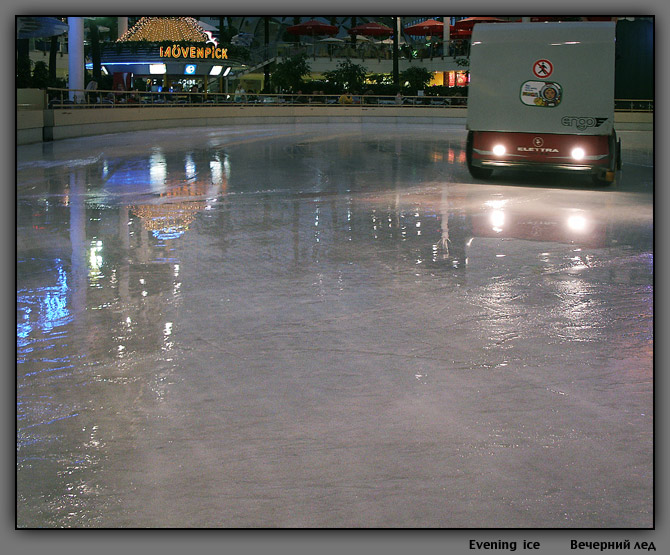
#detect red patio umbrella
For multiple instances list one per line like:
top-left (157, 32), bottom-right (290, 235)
top-left (348, 21), bottom-right (393, 37)
top-left (529, 16), bottom-right (586, 22)
top-left (449, 26), bottom-right (472, 38)
top-left (286, 19), bottom-right (338, 36)
top-left (530, 17), bottom-right (569, 22)
top-left (453, 17), bottom-right (506, 31)
top-left (404, 19), bottom-right (444, 36)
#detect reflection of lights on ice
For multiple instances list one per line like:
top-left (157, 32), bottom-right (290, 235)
top-left (150, 150), bottom-right (167, 188)
top-left (490, 210), bottom-right (505, 232)
top-left (185, 154), bottom-right (196, 179)
top-left (89, 240), bottom-right (103, 270)
top-left (210, 159), bottom-right (222, 183)
top-left (223, 155), bottom-right (231, 179)
top-left (567, 215), bottom-right (587, 232)
top-left (152, 228), bottom-right (184, 240)
top-left (163, 321), bottom-right (174, 351)
top-left (484, 199), bottom-right (507, 210)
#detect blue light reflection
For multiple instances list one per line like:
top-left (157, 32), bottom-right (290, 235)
top-left (17, 259), bottom-right (72, 346)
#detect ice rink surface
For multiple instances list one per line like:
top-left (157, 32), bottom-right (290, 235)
top-left (16, 123), bottom-right (653, 528)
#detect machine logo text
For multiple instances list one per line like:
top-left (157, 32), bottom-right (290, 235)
top-left (517, 146), bottom-right (559, 153)
top-left (561, 116), bottom-right (608, 131)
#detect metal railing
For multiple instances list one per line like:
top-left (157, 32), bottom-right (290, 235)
top-left (45, 88), bottom-right (652, 113)
top-left (614, 99), bottom-right (654, 112)
top-left (46, 88), bottom-right (468, 108)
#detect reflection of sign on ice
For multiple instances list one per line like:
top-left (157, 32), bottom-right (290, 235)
top-left (533, 59), bottom-right (553, 78)
top-left (520, 81), bottom-right (562, 107)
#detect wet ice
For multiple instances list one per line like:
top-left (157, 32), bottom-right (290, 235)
top-left (16, 124), bottom-right (653, 528)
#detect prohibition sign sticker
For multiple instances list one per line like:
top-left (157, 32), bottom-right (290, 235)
top-left (533, 59), bottom-right (553, 78)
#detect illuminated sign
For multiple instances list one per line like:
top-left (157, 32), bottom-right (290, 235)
top-left (159, 45), bottom-right (228, 60)
top-left (447, 71), bottom-right (468, 87)
top-left (184, 64), bottom-right (196, 74)
top-left (456, 71), bottom-right (467, 87)
top-left (204, 31), bottom-right (219, 48)
top-left (150, 63), bottom-right (167, 74)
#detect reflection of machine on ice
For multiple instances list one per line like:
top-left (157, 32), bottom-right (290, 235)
top-left (470, 204), bottom-right (608, 248)
top-left (430, 190), bottom-right (608, 271)
top-left (433, 211), bottom-right (471, 269)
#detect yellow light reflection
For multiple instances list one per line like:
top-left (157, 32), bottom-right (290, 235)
top-left (88, 240), bottom-right (103, 282)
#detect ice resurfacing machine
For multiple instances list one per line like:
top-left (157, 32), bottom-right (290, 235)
top-left (466, 21), bottom-right (621, 184)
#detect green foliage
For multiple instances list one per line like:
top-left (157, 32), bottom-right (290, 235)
top-left (31, 61), bottom-right (51, 89)
top-left (17, 60), bottom-right (32, 88)
top-left (323, 59), bottom-right (368, 93)
top-left (363, 83), bottom-right (400, 96)
top-left (400, 66), bottom-right (433, 94)
top-left (423, 85), bottom-right (468, 97)
top-left (367, 73), bottom-right (392, 85)
top-left (16, 38), bottom-right (32, 88)
top-left (270, 53), bottom-right (311, 92)
top-left (89, 73), bottom-right (113, 91)
top-left (217, 17), bottom-right (239, 43)
top-left (299, 79), bottom-right (340, 95)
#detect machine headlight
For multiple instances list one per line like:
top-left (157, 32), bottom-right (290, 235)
top-left (571, 147), bottom-right (586, 161)
top-left (493, 144), bottom-right (506, 156)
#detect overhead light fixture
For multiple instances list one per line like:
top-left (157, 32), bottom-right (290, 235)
top-left (223, 66), bottom-right (231, 77)
top-left (209, 65), bottom-right (223, 76)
